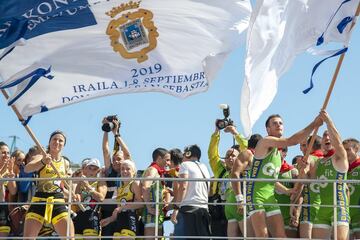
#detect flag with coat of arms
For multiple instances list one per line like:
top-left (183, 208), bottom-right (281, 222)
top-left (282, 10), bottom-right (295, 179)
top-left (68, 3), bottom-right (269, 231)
top-left (0, 0), bottom-right (252, 119)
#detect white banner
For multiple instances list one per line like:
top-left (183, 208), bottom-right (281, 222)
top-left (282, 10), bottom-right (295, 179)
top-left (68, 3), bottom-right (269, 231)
top-left (0, 0), bottom-right (251, 118)
top-left (240, 0), bottom-right (358, 137)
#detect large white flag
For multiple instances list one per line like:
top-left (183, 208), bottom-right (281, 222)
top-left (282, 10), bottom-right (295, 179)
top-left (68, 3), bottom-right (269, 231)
top-left (0, 0), bottom-right (251, 118)
top-left (240, 0), bottom-right (358, 137)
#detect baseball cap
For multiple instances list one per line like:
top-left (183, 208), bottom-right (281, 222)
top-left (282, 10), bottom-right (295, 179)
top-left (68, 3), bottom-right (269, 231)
top-left (82, 158), bottom-right (100, 168)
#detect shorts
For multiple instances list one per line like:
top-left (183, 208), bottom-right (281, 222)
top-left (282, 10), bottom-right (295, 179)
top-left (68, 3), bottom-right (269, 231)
top-left (350, 206), bottom-right (360, 232)
top-left (0, 205), bottom-right (10, 234)
top-left (247, 185), bottom-right (280, 216)
top-left (225, 192), bottom-right (244, 222)
top-left (300, 204), bottom-right (320, 225)
top-left (313, 205), bottom-right (349, 227)
top-left (26, 192), bottom-right (68, 225)
top-left (113, 210), bottom-right (137, 237)
top-left (300, 185), bottom-right (320, 224)
top-left (73, 210), bottom-right (100, 236)
top-left (142, 206), bottom-right (164, 228)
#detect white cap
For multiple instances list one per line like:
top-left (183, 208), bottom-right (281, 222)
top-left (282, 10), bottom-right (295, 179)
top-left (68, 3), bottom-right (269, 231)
top-left (82, 158), bottom-right (100, 168)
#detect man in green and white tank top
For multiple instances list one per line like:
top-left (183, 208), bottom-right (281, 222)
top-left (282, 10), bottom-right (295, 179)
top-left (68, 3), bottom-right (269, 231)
top-left (248, 113), bottom-right (322, 238)
top-left (343, 138), bottom-right (360, 239)
top-left (230, 133), bottom-right (263, 238)
top-left (299, 135), bottom-right (323, 239)
top-left (310, 111), bottom-right (349, 240)
top-left (275, 148), bottom-right (299, 238)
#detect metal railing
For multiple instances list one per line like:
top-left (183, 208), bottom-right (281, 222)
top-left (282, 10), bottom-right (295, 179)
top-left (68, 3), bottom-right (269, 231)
top-left (0, 176), bottom-right (357, 239)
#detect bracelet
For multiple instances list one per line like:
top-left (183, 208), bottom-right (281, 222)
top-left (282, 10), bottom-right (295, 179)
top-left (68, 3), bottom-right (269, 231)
top-left (114, 134), bottom-right (121, 138)
top-left (235, 194), bottom-right (244, 203)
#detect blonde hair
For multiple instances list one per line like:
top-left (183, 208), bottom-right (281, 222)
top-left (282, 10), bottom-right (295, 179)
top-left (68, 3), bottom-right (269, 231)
top-left (121, 159), bottom-right (137, 176)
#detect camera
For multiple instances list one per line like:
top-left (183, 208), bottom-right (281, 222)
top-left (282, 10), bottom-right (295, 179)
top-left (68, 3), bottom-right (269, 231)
top-left (215, 104), bottom-right (233, 130)
top-left (101, 115), bottom-right (119, 132)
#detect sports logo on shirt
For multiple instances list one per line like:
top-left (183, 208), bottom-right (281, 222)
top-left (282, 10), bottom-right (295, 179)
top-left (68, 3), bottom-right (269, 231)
top-left (262, 162), bottom-right (280, 178)
top-left (106, 1), bottom-right (159, 63)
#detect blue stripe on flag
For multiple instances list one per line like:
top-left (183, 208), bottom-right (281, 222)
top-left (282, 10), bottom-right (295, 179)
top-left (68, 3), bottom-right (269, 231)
top-left (337, 16), bottom-right (353, 33)
top-left (0, 0), bottom-right (97, 49)
top-left (303, 47), bottom-right (348, 94)
top-left (316, 0), bottom-right (352, 46)
top-left (0, 66), bottom-right (54, 105)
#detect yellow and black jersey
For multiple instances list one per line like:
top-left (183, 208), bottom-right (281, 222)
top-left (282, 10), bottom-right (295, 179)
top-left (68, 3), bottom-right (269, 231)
top-left (36, 157), bottom-right (67, 193)
top-left (116, 181), bottom-right (135, 205)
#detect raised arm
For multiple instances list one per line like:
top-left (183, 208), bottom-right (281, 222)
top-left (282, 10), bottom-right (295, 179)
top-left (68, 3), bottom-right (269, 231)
top-left (256, 117), bottom-right (322, 158)
top-left (111, 119), bottom-right (131, 160)
top-left (320, 110), bottom-right (348, 171)
top-left (224, 125), bottom-right (248, 152)
top-left (208, 129), bottom-right (221, 174)
top-left (102, 125), bottom-right (112, 172)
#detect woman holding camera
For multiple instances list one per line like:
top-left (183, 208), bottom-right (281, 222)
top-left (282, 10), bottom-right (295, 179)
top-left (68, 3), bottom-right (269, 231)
top-left (101, 116), bottom-right (133, 236)
top-left (23, 130), bottom-right (75, 239)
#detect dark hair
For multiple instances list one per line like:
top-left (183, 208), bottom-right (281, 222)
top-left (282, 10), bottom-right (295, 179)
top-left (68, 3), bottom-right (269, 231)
top-left (25, 146), bottom-right (41, 164)
top-left (231, 144), bottom-right (240, 151)
top-left (0, 142), bottom-right (8, 148)
top-left (49, 130), bottom-right (67, 145)
top-left (184, 144), bottom-right (201, 160)
top-left (152, 148), bottom-right (169, 162)
top-left (248, 134), bottom-right (262, 149)
top-left (307, 135), bottom-right (322, 150)
top-left (265, 114), bottom-right (282, 128)
top-left (170, 148), bottom-right (183, 166)
top-left (281, 147), bottom-right (288, 153)
top-left (292, 155), bottom-right (303, 165)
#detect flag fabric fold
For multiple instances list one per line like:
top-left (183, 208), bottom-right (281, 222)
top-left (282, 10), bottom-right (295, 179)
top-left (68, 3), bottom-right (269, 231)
top-left (0, 0), bottom-right (251, 118)
top-left (240, 0), bottom-right (359, 137)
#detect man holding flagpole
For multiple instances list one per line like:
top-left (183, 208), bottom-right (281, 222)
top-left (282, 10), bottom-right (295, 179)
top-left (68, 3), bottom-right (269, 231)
top-left (247, 113), bottom-right (322, 238)
top-left (310, 111), bottom-right (349, 240)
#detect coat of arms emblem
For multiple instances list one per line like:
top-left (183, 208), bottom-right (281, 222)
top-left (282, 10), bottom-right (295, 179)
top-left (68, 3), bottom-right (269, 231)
top-left (106, 1), bottom-right (159, 63)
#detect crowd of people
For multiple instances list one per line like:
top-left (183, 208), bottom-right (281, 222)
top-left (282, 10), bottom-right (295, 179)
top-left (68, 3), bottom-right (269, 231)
top-left (0, 111), bottom-right (359, 240)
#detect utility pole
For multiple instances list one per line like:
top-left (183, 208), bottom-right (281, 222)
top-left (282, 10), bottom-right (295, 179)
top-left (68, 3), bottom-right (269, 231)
top-left (8, 135), bottom-right (20, 154)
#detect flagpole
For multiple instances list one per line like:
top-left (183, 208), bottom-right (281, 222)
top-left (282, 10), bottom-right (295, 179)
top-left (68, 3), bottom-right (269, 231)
top-left (1, 89), bottom-right (86, 212)
top-left (302, 0), bottom-right (360, 166)
top-left (293, 0), bottom-right (360, 202)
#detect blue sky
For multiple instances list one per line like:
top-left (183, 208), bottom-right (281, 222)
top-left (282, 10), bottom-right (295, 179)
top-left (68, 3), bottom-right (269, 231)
top-left (1, 12), bottom-right (359, 173)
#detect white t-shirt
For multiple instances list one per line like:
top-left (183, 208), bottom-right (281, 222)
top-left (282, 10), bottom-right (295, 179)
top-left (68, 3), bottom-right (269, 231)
top-left (179, 161), bottom-right (210, 209)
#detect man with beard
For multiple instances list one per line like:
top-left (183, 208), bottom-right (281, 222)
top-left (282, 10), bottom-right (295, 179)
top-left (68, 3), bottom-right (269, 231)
top-left (311, 111), bottom-right (349, 240)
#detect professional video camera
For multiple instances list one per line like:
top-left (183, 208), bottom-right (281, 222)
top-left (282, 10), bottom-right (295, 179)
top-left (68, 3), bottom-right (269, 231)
top-left (215, 104), bottom-right (233, 130)
top-left (101, 115), bottom-right (120, 132)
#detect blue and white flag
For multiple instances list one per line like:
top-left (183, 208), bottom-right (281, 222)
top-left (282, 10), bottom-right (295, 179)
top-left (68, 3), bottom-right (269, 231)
top-left (240, 0), bottom-right (359, 137)
top-left (0, 0), bottom-right (251, 118)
